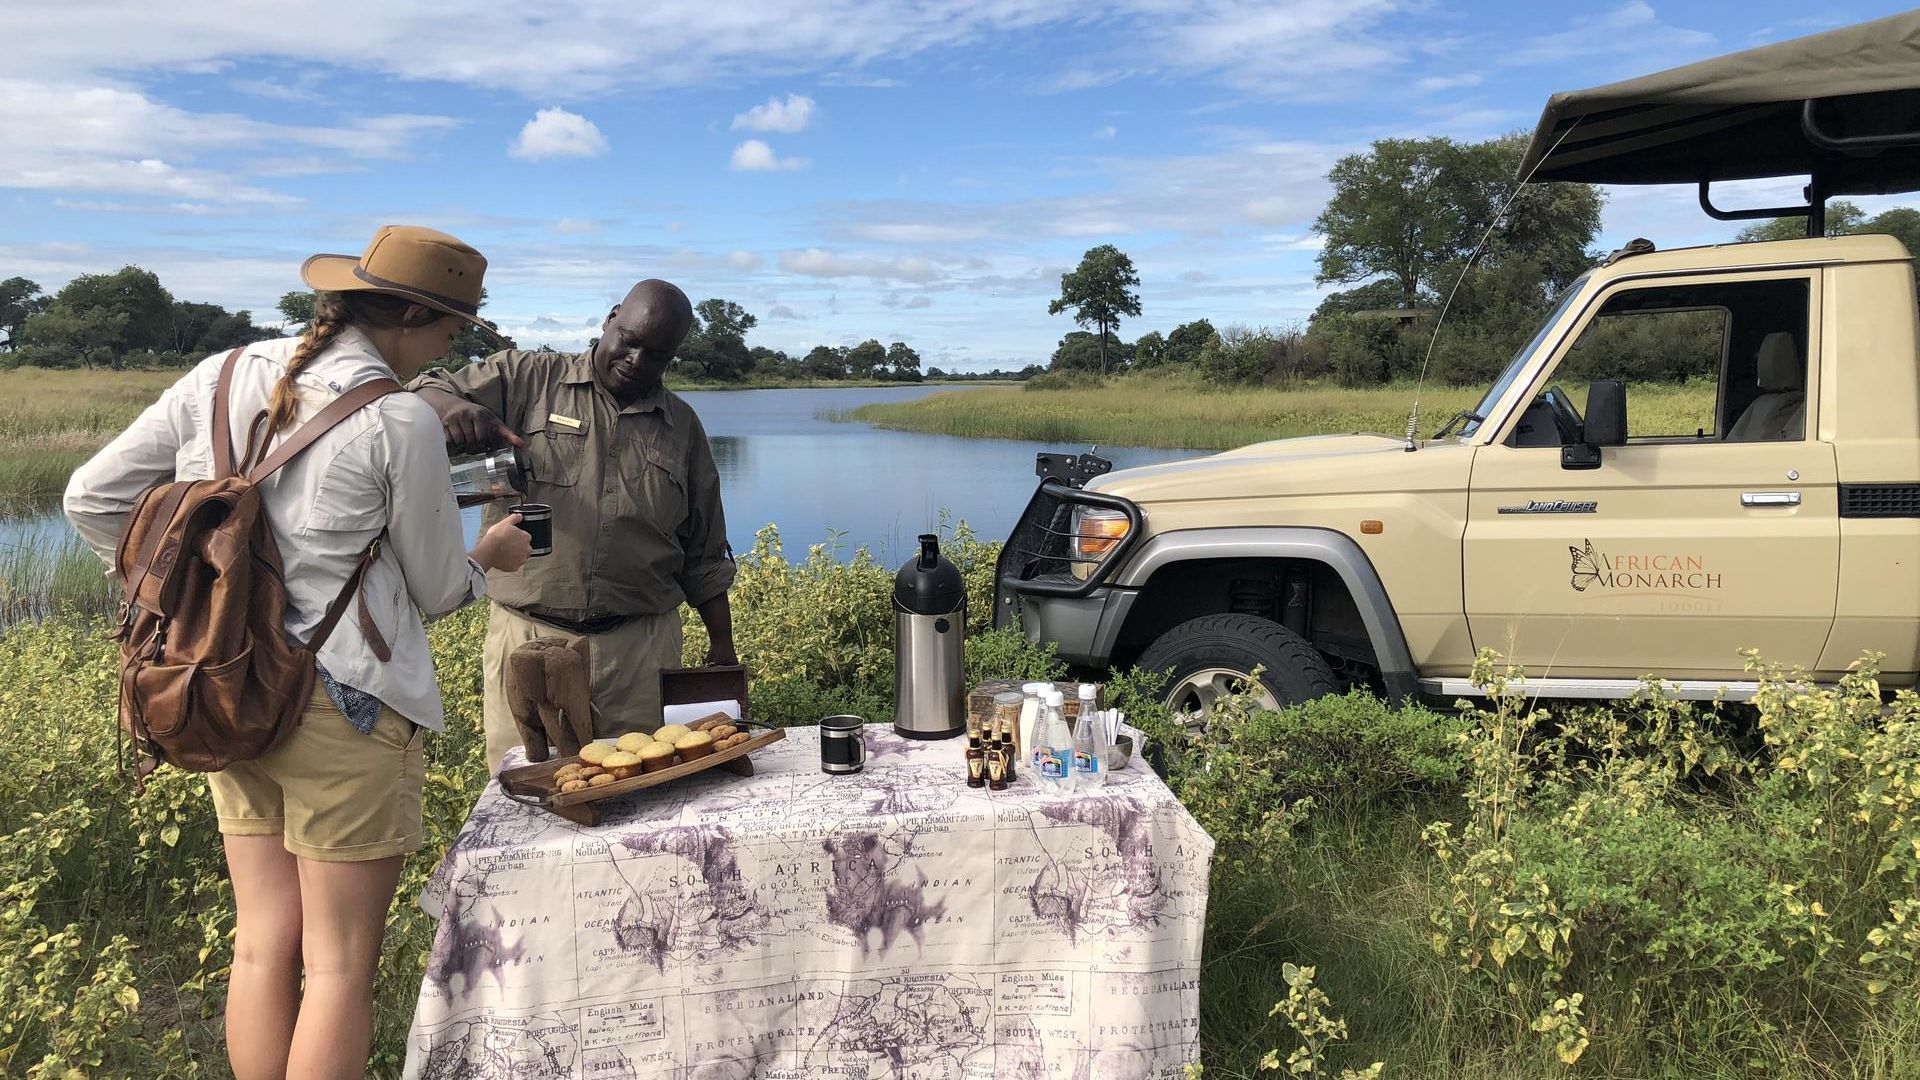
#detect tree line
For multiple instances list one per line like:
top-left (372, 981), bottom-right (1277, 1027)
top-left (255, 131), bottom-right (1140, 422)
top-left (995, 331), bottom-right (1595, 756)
top-left (1043, 133), bottom-right (1920, 390)
top-left (0, 269), bottom-right (1025, 383)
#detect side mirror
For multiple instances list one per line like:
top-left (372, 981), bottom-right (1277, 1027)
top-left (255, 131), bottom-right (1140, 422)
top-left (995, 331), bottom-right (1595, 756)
top-left (1561, 380), bottom-right (1626, 470)
top-left (1584, 380), bottom-right (1627, 446)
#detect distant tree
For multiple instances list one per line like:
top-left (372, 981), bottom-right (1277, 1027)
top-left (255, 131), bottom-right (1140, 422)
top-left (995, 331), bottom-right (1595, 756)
top-left (1050, 330), bottom-right (1132, 373)
top-left (19, 305), bottom-right (128, 368)
top-left (926, 365), bottom-right (948, 380)
top-left (445, 287), bottom-right (514, 365)
top-left (1312, 280), bottom-right (1408, 320)
top-left (171, 301), bottom-right (261, 355)
top-left (0, 278), bottom-right (47, 350)
top-left (695, 298), bottom-right (757, 340)
top-left (1314, 135), bottom-right (1601, 306)
top-left (1048, 244), bottom-right (1142, 376)
top-left (1163, 319), bottom-right (1216, 367)
top-left (845, 339), bottom-right (887, 380)
top-left (1131, 330), bottom-right (1167, 369)
top-left (276, 290), bottom-right (316, 331)
top-left (885, 341), bottom-right (923, 382)
top-left (678, 298), bottom-right (756, 380)
top-left (803, 344), bottom-right (848, 380)
top-left (41, 266), bottom-right (175, 366)
top-left (1736, 200), bottom-right (1920, 290)
top-left (1736, 200), bottom-right (1869, 243)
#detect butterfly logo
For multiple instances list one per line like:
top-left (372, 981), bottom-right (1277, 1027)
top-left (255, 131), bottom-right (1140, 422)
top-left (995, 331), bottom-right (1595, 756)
top-left (1569, 539), bottom-right (1604, 592)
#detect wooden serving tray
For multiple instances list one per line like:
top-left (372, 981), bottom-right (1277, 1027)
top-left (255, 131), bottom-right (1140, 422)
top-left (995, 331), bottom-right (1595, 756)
top-left (497, 717), bottom-right (785, 826)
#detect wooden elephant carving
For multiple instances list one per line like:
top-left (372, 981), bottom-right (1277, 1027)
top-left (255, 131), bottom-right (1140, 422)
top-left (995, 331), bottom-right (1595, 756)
top-left (506, 636), bottom-right (593, 762)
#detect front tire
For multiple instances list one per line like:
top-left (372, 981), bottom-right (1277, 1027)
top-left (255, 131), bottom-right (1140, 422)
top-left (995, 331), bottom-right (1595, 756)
top-left (1137, 614), bottom-right (1338, 724)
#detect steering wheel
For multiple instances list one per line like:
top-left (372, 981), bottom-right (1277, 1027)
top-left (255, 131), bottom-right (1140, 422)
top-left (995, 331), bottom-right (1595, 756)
top-left (1540, 385), bottom-right (1585, 444)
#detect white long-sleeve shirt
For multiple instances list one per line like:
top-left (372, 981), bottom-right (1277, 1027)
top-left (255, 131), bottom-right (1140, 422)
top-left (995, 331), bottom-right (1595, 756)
top-left (64, 328), bottom-right (484, 732)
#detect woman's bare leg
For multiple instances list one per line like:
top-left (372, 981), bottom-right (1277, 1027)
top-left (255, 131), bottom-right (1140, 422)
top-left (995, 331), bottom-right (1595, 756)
top-left (223, 835), bottom-right (304, 1080)
top-left (285, 854), bottom-right (404, 1080)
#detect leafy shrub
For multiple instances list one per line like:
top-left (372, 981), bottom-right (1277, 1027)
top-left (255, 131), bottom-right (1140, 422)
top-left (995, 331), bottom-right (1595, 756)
top-left (1194, 324), bottom-right (1327, 386)
top-left (1424, 649), bottom-right (1920, 1070)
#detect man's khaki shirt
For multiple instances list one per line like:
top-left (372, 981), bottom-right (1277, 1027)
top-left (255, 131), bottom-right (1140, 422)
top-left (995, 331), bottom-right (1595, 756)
top-left (411, 351), bottom-right (734, 626)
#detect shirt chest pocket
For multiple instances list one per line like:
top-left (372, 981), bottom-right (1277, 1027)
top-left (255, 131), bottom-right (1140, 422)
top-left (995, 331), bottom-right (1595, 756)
top-left (618, 437), bottom-right (687, 529)
top-left (524, 415), bottom-right (588, 489)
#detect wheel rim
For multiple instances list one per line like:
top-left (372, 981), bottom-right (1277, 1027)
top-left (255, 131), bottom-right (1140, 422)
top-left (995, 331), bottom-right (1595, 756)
top-left (1164, 667), bottom-right (1279, 725)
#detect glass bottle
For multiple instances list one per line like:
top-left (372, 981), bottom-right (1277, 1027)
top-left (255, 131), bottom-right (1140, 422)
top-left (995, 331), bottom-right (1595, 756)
top-left (1035, 690), bottom-right (1072, 793)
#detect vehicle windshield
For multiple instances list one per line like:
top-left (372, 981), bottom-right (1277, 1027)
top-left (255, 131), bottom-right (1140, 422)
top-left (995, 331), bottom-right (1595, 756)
top-left (1456, 274), bottom-right (1589, 438)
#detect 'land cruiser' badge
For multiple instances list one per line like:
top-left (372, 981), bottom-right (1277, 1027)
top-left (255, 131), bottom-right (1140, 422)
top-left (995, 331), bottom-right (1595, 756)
top-left (1498, 499), bottom-right (1597, 515)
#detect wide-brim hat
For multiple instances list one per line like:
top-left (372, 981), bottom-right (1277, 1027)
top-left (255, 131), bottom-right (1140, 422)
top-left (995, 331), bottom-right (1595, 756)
top-left (301, 224), bottom-right (505, 341)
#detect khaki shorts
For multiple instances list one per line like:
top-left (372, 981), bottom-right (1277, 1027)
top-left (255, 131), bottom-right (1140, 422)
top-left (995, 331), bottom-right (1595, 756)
top-left (481, 602), bottom-right (683, 774)
top-left (208, 685), bottom-right (425, 862)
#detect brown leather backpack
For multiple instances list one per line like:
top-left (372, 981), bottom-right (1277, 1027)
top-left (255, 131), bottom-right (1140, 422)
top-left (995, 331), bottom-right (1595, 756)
top-left (113, 347), bottom-right (398, 778)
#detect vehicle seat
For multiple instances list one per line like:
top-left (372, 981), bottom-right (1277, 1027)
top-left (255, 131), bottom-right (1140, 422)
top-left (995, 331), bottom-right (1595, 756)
top-left (1725, 332), bottom-right (1805, 441)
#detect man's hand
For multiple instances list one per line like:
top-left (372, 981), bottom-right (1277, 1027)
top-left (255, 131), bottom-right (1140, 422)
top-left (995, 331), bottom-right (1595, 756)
top-left (418, 386), bottom-right (525, 455)
top-left (704, 641), bottom-right (739, 667)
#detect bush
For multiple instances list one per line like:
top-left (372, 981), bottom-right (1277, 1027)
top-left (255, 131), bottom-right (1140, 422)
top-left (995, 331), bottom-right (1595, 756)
top-left (1022, 368), bottom-right (1106, 392)
top-left (1424, 650), bottom-right (1920, 1070)
top-left (1194, 324), bottom-right (1326, 386)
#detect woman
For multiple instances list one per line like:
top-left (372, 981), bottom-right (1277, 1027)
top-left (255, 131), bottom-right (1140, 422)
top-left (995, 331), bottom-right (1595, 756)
top-left (64, 225), bottom-right (532, 1080)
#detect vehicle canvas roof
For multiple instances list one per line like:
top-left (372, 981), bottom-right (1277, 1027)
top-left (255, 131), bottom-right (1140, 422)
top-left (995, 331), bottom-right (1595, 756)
top-left (1518, 11), bottom-right (1920, 196)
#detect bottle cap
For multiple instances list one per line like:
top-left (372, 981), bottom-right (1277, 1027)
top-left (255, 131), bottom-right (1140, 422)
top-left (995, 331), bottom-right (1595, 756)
top-left (1022, 682), bottom-right (1050, 694)
top-left (993, 691), bottom-right (1024, 705)
top-left (1078, 683), bottom-right (1098, 699)
top-left (1044, 690), bottom-right (1064, 707)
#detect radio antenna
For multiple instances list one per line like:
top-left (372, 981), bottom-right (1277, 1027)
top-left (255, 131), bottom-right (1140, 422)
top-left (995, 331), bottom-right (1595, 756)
top-left (1404, 120), bottom-right (1581, 452)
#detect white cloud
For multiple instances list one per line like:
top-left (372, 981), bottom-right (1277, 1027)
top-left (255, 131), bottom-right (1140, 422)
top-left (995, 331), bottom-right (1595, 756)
top-left (731, 93), bottom-right (817, 133)
top-left (1416, 73), bottom-right (1483, 92)
top-left (1092, 125), bottom-right (1118, 140)
top-left (9, 1), bottom-right (1436, 104)
top-left (552, 218), bottom-right (605, 235)
top-left (779, 249), bottom-right (939, 283)
top-left (0, 77), bottom-right (455, 202)
top-left (881, 292), bottom-right (934, 309)
top-left (728, 250), bottom-right (762, 271)
top-left (230, 76), bottom-right (326, 104)
top-left (510, 108), bottom-right (609, 160)
top-left (768, 304), bottom-right (801, 319)
top-left (1509, 3), bottom-right (1716, 66)
top-left (845, 222), bottom-right (989, 244)
top-left (731, 139), bottom-right (809, 172)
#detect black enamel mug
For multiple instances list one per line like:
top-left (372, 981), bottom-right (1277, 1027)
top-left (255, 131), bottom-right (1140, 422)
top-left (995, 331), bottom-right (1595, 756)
top-left (507, 503), bottom-right (553, 557)
top-left (820, 715), bottom-right (866, 775)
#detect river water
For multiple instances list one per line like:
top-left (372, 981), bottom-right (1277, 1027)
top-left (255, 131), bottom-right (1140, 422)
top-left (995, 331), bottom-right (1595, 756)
top-left (8, 385), bottom-right (1209, 566)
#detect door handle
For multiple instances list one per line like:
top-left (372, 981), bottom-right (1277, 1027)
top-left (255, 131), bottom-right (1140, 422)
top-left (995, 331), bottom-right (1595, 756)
top-left (1741, 491), bottom-right (1800, 507)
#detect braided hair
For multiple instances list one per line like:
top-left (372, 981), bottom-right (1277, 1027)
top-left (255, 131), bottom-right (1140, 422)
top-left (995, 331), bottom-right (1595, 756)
top-left (265, 290), bottom-right (443, 437)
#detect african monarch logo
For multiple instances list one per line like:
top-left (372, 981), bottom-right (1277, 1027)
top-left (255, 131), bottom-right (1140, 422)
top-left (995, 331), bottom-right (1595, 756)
top-left (1569, 540), bottom-right (1603, 592)
top-left (1569, 539), bottom-right (1721, 593)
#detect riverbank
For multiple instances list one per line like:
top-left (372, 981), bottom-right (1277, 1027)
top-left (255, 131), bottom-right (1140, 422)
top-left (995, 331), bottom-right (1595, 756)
top-left (835, 372), bottom-right (1719, 450)
top-left (0, 368), bottom-right (181, 506)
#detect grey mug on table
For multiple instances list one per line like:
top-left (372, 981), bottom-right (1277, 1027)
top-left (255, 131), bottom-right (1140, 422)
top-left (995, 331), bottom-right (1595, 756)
top-left (819, 714), bottom-right (865, 774)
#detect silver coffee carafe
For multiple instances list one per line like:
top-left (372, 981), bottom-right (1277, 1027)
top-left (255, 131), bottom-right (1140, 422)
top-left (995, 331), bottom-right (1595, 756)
top-left (449, 447), bottom-right (534, 507)
top-left (892, 534), bottom-right (966, 740)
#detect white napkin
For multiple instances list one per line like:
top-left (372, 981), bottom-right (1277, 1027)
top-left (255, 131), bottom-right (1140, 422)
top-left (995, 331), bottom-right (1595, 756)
top-left (662, 698), bottom-right (742, 726)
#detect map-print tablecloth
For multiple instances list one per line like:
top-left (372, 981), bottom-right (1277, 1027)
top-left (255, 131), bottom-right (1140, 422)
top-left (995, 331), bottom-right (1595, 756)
top-left (403, 724), bottom-right (1214, 1080)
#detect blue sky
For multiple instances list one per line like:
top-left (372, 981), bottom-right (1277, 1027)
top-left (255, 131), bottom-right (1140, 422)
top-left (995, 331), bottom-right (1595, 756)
top-left (4, 1), bottom-right (1915, 372)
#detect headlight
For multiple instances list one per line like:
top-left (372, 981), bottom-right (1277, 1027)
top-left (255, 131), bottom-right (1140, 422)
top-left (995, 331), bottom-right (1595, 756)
top-left (1070, 506), bottom-right (1131, 563)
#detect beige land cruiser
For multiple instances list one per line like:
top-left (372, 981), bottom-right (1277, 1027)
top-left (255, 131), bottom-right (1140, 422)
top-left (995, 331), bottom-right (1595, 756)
top-left (994, 15), bottom-right (1920, 716)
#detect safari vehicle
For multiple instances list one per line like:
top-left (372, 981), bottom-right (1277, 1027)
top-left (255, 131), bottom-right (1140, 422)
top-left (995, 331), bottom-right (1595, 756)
top-left (994, 13), bottom-right (1920, 716)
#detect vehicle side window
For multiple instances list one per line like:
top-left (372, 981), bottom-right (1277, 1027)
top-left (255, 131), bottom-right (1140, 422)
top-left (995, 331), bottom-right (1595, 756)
top-left (1509, 277), bottom-right (1810, 446)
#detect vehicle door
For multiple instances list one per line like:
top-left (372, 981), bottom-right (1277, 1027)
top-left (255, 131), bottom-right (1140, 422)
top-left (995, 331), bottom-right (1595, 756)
top-left (1462, 270), bottom-right (1838, 679)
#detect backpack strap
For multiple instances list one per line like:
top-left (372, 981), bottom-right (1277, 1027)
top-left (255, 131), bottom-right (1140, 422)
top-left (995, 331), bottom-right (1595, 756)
top-left (248, 378), bottom-right (402, 483)
top-left (211, 347), bottom-right (246, 478)
top-left (118, 482), bottom-right (192, 628)
top-left (306, 538), bottom-right (384, 654)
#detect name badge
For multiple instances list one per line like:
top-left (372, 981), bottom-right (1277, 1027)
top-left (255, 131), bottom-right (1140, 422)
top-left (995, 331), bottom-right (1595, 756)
top-left (547, 413), bottom-right (583, 430)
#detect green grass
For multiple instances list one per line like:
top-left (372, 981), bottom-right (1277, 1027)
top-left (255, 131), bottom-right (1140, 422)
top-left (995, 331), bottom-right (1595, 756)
top-left (0, 368), bottom-right (182, 507)
top-left (834, 371), bottom-right (1722, 451)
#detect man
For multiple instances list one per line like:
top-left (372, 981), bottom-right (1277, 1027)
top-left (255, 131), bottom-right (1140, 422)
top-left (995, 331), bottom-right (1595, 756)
top-left (410, 279), bottom-right (737, 772)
